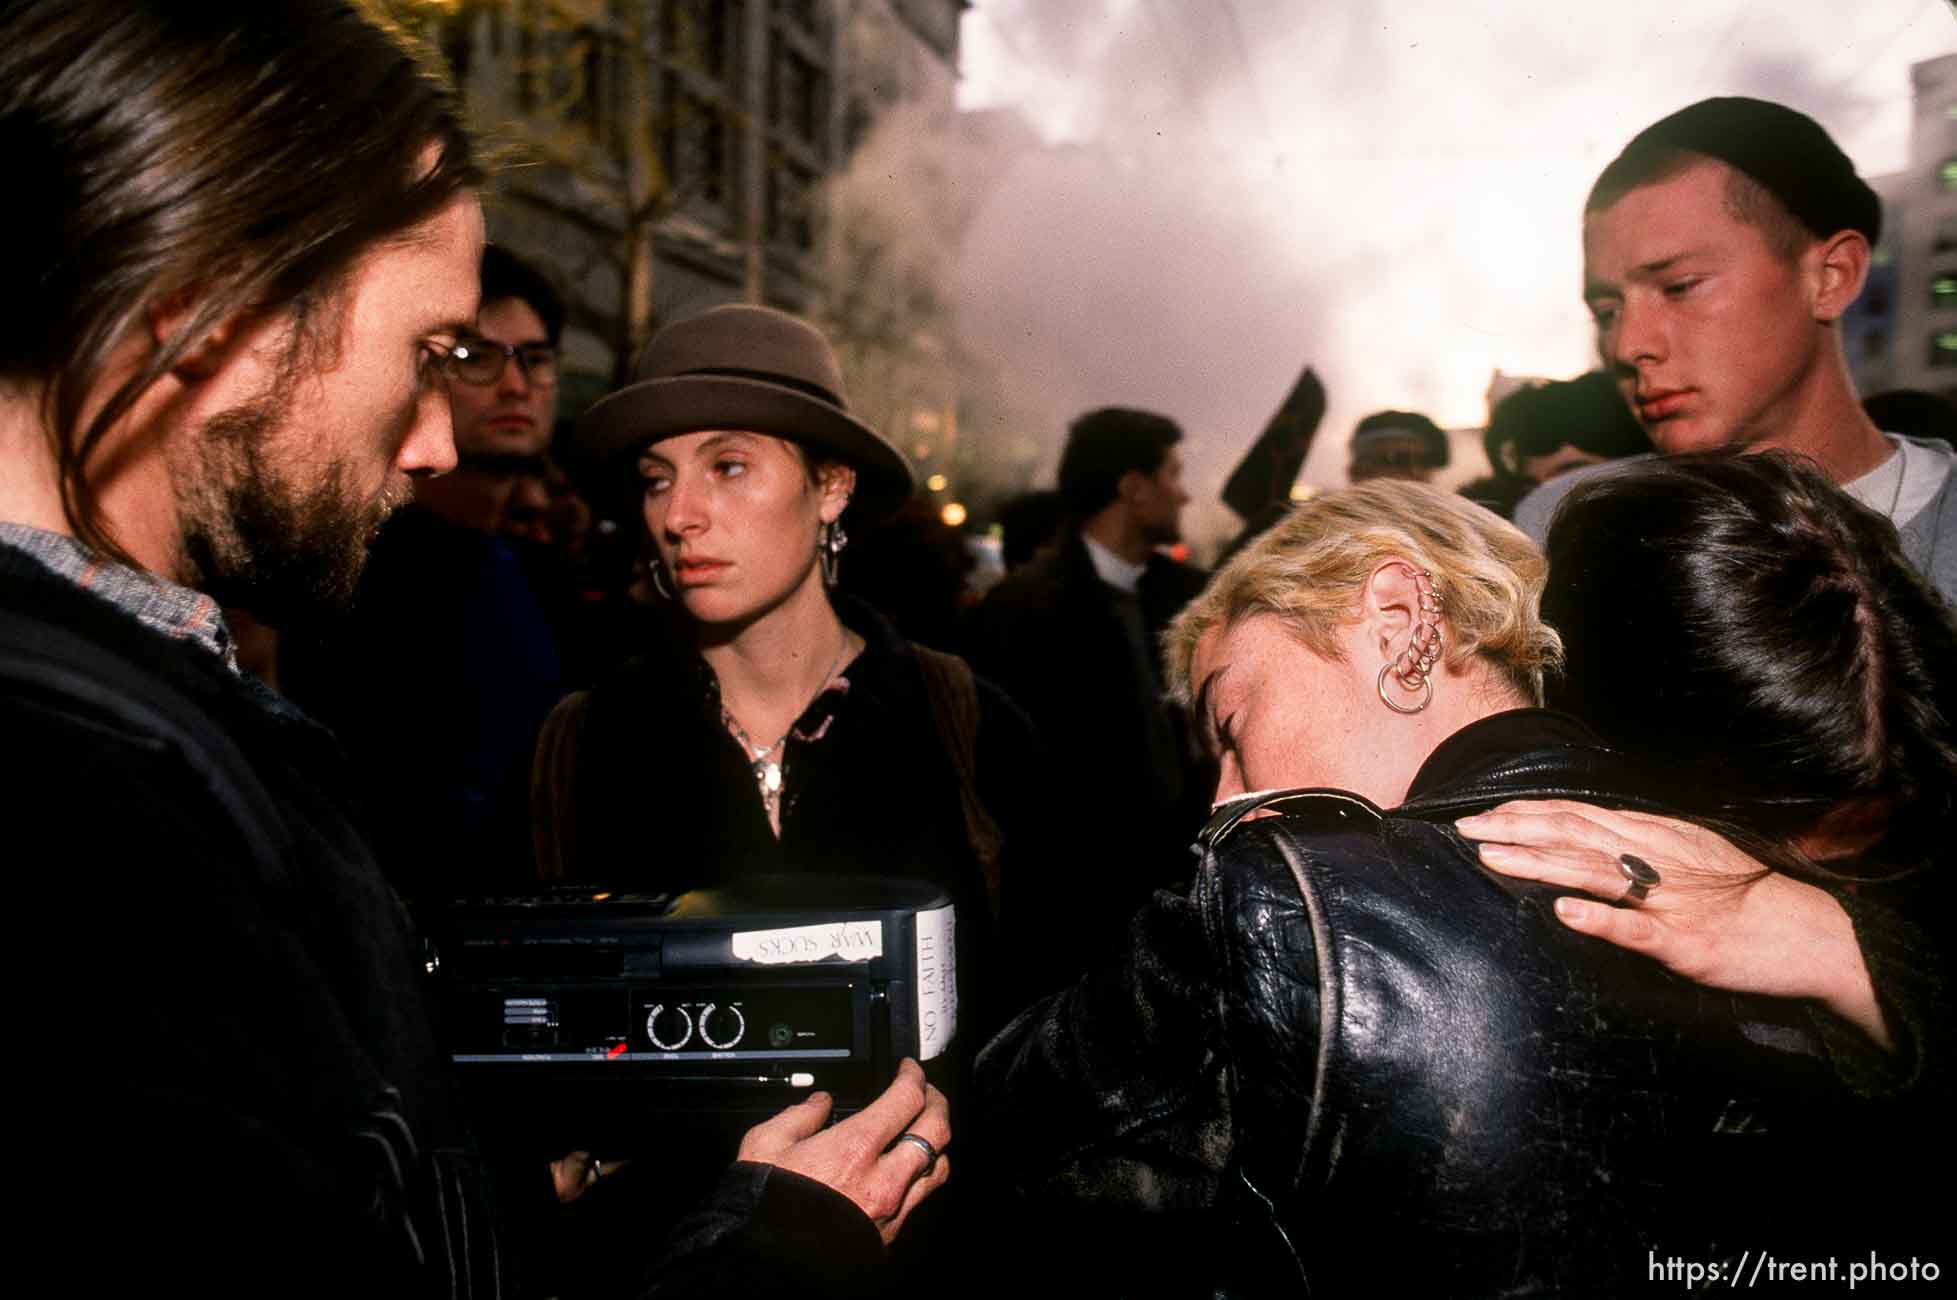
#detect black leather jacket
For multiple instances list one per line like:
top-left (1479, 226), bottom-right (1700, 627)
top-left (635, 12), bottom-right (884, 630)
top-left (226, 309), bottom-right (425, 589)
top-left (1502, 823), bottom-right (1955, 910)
top-left (975, 710), bottom-right (1890, 1297)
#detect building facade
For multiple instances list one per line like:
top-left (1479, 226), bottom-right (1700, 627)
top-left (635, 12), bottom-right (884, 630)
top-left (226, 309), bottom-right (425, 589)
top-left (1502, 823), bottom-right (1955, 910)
top-left (427, 0), bottom-right (967, 419)
top-left (1846, 52), bottom-right (1957, 408)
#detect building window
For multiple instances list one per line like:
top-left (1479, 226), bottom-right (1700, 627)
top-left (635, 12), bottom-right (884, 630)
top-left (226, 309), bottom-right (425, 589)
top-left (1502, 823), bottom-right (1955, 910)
top-left (436, 12), bottom-right (472, 87)
top-left (1937, 216), bottom-right (1957, 255)
top-left (1941, 158), bottom-right (1957, 192)
top-left (664, 0), bottom-right (740, 79)
top-left (1862, 328), bottom-right (1888, 361)
top-left (772, 41), bottom-right (828, 145)
top-left (1932, 330), bottom-right (1957, 368)
top-left (1935, 275), bottom-right (1957, 311)
top-left (513, 2), bottom-right (614, 139)
top-left (775, 0), bottom-right (829, 41)
top-left (661, 92), bottom-right (733, 209)
top-left (767, 161), bottom-right (818, 251)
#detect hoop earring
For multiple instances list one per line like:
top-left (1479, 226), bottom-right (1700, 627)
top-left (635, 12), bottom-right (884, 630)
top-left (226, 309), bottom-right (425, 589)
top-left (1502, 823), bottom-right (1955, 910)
top-left (1378, 661), bottom-right (1432, 714)
top-left (819, 519), bottom-right (848, 586)
top-left (648, 556), bottom-right (675, 601)
top-left (1377, 566), bottom-right (1442, 715)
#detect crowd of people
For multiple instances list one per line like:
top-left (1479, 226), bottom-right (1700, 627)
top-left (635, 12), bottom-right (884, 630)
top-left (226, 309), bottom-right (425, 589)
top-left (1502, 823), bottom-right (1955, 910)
top-left (4, 3), bottom-right (1952, 1298)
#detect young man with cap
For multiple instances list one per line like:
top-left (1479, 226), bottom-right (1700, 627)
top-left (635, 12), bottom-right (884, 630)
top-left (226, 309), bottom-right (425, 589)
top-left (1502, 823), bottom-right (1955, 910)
top-left (1513, 96), bottom-right (1956, 602)
top-left (1485, 97), bottom-right (1953, 1178)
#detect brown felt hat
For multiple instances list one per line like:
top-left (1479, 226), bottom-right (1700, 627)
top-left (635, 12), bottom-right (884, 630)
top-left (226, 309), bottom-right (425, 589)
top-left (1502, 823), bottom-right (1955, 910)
top-left (575, 304), bottom-right (914, 522)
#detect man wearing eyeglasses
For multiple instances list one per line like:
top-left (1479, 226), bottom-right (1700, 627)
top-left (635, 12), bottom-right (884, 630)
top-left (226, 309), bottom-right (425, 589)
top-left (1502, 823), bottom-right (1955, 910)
top-left (450, 245), bottom-right (563, 460)
top-left (408, 246), bottom-right (567, 541)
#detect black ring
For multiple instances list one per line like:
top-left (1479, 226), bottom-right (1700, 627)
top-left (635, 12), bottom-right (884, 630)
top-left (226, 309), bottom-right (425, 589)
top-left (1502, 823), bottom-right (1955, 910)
top-left (1617, 853), bottom-right (1661, 905)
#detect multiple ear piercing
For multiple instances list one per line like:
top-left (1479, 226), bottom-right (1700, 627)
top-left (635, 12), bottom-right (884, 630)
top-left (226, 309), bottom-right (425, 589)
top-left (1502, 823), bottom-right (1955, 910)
top-left (1377, 566), bottom-right (1443, 715)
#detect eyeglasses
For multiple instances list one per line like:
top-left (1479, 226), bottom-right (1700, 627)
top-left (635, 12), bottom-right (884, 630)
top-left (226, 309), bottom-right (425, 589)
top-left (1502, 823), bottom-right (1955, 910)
top-left (447, 336), bottom-right (558, 388)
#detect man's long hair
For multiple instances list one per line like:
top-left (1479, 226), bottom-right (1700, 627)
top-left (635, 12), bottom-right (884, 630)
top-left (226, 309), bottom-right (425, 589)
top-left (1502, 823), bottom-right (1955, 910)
top-left (1, 0), bottom-right (484, 564)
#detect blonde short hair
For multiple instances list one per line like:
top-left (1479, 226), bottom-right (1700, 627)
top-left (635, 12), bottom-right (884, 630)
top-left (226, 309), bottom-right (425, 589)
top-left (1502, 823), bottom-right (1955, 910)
top-left (1166, 479), bottom-right (1563, 706)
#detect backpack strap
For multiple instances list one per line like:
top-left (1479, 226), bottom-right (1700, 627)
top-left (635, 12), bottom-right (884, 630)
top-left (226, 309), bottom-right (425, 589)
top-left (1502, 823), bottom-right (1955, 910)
top-left (530, 688), bottom-right (593, 883)
top-left (0, 605), bottom-right (294, 879)
top-left (912, 644), bottom-right (1003, 918)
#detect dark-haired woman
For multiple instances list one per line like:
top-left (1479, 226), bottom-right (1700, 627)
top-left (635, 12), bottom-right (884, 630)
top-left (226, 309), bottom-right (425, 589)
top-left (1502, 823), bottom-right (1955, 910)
top-left (510, 304), bottom-right (1050, 1291)
top-left (1458, 371), bottom-right (1651, 519)
top-left (1462, 451), bottom-right (1955, 1100)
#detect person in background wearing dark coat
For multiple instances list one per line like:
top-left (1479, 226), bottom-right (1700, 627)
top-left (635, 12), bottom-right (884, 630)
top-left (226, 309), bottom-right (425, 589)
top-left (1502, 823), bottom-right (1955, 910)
top-left (967, 407), bottom-right (1212, 999)
top-left (282, 245), bottom-right (572, 904)
top-left (1459, 371), bottom-right (1652, 519)
top-left (995, 488), bottom-right (1069, 573)
top-left (1346, 408), bottom-right (1450, 482)
top-left (1863, 388), bottom-right (1955, 450)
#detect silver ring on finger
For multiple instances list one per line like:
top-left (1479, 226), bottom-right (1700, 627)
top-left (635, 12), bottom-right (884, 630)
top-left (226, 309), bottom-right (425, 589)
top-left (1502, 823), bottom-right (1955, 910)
top-left (1617, 852), bottom-right (1661, 905)
top-left (893, 1131), bottom-right (939, 1174)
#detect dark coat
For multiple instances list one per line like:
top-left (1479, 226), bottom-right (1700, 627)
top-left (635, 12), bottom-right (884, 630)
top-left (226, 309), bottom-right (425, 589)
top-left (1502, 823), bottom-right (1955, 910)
top-left (975, 710), bottom-right (1914, 1297)
top-left (2, 559), bottom-right (500, 1297)
top-left (966, 533), bottom-right (1212, 996)
top-left (282, 505), bottom-right (566, 905)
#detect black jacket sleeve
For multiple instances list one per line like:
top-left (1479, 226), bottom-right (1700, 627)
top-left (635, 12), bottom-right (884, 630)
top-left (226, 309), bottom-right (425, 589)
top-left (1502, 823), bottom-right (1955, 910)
top-left (643, 1162), bottom-right (892, 1298)
top-left (973, 886), bottom-right (1232, 1209)
top-left (1810, 888), bottom-right (1949, 1101)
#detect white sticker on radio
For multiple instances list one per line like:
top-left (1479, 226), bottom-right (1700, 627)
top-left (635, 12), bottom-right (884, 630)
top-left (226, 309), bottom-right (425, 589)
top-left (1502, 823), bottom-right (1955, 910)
top-left (731, 919), bottom-right (884, 965)
top-left (914, 905), bottom-right (956, 1062)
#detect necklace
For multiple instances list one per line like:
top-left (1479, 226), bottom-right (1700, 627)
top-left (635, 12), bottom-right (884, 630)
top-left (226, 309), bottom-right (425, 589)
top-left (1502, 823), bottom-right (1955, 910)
top-left (720, 638), bottom-right (851, 818)
top-left (1886, 437), bottom-right (1908, 523)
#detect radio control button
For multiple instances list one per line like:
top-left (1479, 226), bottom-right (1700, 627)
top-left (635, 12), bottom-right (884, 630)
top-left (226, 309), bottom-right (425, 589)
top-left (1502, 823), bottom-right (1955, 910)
top-left (645, 1003), bottom-right (693, 1050)
top-left (700, 1002), bottom-right (746, 1049)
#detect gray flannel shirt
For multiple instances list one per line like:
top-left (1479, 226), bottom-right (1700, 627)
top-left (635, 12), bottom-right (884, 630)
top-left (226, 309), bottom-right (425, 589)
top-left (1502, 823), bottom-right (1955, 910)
top-left (0, 521), bottom-right (238, 671)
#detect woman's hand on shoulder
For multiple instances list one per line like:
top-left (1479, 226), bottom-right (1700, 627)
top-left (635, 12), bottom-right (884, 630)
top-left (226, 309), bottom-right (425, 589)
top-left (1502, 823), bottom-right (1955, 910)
top-left (1455, 800), bottom-right (1891, 1051)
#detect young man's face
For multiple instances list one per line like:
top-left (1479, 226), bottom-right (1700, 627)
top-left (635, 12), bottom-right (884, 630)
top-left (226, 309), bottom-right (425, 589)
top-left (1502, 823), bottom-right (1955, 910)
top-left (1582, 159), bottom-right (1821, 456)
top-left (175, 185), bottom-right (485, 625)
top-left (449, 295), bottom-right (558, 457)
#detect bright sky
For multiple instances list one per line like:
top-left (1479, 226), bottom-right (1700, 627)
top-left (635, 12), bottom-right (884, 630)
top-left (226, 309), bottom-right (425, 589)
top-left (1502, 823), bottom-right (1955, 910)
top-left (950, 0), bottom-right (1957, 499)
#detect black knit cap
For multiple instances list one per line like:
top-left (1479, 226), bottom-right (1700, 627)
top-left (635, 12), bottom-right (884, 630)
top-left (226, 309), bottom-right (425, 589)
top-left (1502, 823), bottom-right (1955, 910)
top-left (1595, 96), bottom-right (1881, 245)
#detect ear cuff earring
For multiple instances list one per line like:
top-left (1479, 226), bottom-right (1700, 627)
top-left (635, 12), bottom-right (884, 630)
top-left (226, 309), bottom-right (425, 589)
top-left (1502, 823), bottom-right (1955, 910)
top-left (1377, 567), bottom-right (1443, 715)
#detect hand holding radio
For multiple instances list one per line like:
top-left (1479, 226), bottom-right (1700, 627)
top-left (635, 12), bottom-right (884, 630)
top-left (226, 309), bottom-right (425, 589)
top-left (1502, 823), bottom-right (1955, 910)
top-left (736, 1057), bottom-right (951, 1246)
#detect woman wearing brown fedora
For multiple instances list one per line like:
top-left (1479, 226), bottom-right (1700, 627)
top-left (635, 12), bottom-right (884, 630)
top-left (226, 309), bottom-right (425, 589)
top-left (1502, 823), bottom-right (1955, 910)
top-left (534, 304), bottom-right (1044, 1033)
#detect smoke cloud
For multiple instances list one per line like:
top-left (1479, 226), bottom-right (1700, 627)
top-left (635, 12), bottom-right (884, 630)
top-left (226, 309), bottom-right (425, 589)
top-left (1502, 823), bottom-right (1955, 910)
top-left (825, 0), bottom-right (1956, 555)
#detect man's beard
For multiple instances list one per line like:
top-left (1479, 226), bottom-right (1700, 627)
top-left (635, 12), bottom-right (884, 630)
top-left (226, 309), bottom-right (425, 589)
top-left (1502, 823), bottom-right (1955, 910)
top-left (179, 393), bottom-right (409, 631)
